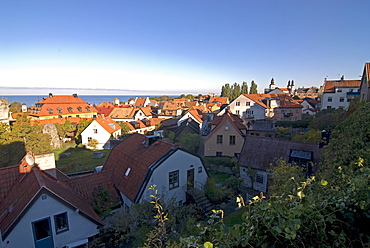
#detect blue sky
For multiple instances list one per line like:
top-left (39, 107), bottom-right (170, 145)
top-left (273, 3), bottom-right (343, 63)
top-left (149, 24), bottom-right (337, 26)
top-left (1, 0), bottom-right (369, 95)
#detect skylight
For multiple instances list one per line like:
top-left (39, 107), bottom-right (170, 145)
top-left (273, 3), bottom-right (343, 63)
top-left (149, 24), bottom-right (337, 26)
top-left (125, 168), bottom-right (131, 176)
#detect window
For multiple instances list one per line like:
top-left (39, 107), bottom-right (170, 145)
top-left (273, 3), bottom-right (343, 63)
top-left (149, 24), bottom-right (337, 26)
top-left (169, 170), bottom-right (179, 189)
top-left (216, 135), bottom-right (223, 144)
top-left (229, 135), bottom-right (236, 145)
top-left (327, 106), bottom-right (332, 109)
top-left (77, 107), bottom-right (82, 112)
top-left (54, 212), bottom-right (69, 233)
top-left (296, 109), bottom-right (300, 113)
top-left (57, 108), bottom-right (62, 113)
top-left (93, 129), bottom-right (98, 134)
top-left (86, 106), bottom-right (91, 111)
top-left (47, 108), bottom-right (53, 114)
top-left (198, 166), bottom-right (202, 173)
top-left (256, 174), bottom-right (264, 184)
top-left (216, 152), bottom-right (222, 157)
top-left (68, 107), bottom-right (73, 113)
top-left (246, 102), bottom-right (250, 106)
top-left (339, 97), bottom-right (344, 102)
top-left (337, 89), bottom-right (342, 92)
top-left (235, 102), bottom-right (240, 106)
top-left (235, 110), bottom-right (240, 115)
top-left (328, 97), bottom-right (332, 102)
top-left (88, 137), bottom-right (92, 141)
top-left (33, 218), bottom-right (51, 241)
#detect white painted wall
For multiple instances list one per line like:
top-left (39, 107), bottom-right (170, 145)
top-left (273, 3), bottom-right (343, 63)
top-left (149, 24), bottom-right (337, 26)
top-left (139, 150), bottom-right (208, 205)
top-left (321, 87), bottom-right (359, 110)
top-left (81, 121), bottom-right (113, 149)
top-left (218, 95), bottom-right (267, 120)
top-left (239, 167), bottom-right (270, 193)
top-left (2, 192), bottom-right (99, 248)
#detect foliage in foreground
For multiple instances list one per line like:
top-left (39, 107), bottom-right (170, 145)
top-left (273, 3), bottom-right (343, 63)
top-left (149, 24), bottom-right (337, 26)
top-left (141, 103), bottom-right (370, 247)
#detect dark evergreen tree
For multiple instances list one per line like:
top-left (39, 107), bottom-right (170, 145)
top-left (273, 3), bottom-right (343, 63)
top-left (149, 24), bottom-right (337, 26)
top-left (249, 80), bottom-right (258, 94)
top-left (241, 81), bottom-right (249, 94)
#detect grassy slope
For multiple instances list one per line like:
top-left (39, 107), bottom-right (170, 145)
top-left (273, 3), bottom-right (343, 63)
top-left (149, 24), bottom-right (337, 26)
top-left (53, 143), bottom-right (108, 174)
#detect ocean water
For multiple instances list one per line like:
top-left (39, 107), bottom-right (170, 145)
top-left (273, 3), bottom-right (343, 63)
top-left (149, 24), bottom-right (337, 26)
top-left (0, 95), bottom-right (163, 107)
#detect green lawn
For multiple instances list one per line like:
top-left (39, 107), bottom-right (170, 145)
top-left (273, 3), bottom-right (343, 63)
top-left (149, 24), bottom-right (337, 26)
top-left (53, 143), bottom-right (108, 174)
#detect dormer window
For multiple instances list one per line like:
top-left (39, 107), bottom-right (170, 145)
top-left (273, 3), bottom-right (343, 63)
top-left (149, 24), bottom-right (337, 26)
top-left (68, 107), bottom-right (73, 113)
top-left (47, 108), bottom-right (53, 114)
top-left (86, 106), bottom-right (91, 111)
top-left (77, 107), bottom-right (82, 112)
top-left (57, 108), bottom-right (62, 113)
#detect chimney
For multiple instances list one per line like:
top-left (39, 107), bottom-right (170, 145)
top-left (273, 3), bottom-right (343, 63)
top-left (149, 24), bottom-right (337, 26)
top-left (49, 93), bottom-right (53, 97)
top-left (73, 93), bottom-right (78, 98)
top-left (19, 152), bottom-right (35, 173)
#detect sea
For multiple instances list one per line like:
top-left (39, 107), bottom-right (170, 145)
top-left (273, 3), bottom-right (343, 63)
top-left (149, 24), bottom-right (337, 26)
top-left (0, 95), bottom-right (167, 107)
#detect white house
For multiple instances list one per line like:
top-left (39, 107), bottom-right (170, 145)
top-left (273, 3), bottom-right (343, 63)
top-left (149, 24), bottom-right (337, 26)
top-left (217, 94), bottom-right (271, 121)
top-left (102, 133), bottom-right (209, 208)
top-left (320, 76), bottom-right (361, 110)
top-left (81, 117), bottom-right (121, 149)
top-left (0, 153), bottom-right (103, 248)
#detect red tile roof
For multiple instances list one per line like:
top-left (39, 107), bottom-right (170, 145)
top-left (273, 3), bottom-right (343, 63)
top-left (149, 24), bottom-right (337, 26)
top-left (109, 107), bottom-right (135, 119)
top-left (323, 79), bottom-right (361, 93)
top-left (65, 170), bottom-right (118, 205)
top-left (94, 117), bottom-right (121, 134)
top-left (96, 106), bottom-right (115, 117)
top-left (28, 95), bottom-right (97, 117)
top-left (209, 96), bottom-right (229, 104)
top-left (0, 164), bottom-right (103, 239)
top-left (102, 133), bottom-right (179, 202)
top-left (134, 98), bottom-right (146, 107)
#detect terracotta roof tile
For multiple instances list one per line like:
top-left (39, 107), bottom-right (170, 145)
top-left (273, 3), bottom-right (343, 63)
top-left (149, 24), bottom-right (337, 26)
top-left (95, 117), bottom-right (121, 134)
top-left (109, 108), bottom-right (135, 119)
top-left (0, 165), bottom-right (103, 239)
top-left (209, 97), bottom-right (229, 104)
top-left (103, 133), bottom-right (179, 202)
top-left (323, 79), bottom-right (361, 93)
top-left (28, 95), bottom-right (97, 117)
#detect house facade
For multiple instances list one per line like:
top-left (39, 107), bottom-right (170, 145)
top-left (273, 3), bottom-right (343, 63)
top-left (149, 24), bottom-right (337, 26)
top-left (0, 153), bottom-right (103, 248)
top-left (218, 94), bottom-right (302, 122)
top-left (320, 77), bottom-right (361, 110)
top-left (204, 111), bottom-right (247, 157)
top-left (218, 94), bottom-right (270, 121)
top-left (359, 62), bottom-right (370, 102)
top-left (81, 117), bottom-right (121, 149)
top-left (238, 136), bottom-right (321, 193)
top-left (102, 133), bottom-right (208, 208)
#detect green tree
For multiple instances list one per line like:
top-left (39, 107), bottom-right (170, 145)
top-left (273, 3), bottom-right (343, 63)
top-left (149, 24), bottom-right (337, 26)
top-left (75, 119), bottom-right (92, 142)
top-left (309, 108), bottom-right (345, 131)
top-left (179, 133), bottom-right (201, 153)
top-left (87, 138), bottom-right (99, 149)
top-left (117, 121), bottom-right (131, 136)
top-left (9, 101), bottom-right (22, 113)
top-left (249, 80), bottom-right (258, 94)
top-left (221, 83), bottom-right (231, 99)
top-left (231, 82), bottom-right (241, 101)
top-left (241, 81), bottom-right (248, 94)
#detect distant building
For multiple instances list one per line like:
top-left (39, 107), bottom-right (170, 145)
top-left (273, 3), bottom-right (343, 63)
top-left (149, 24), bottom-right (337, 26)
top-left (294, 86), bottom-right (320, 99)
top-left (28, 93), bottom-right (98, 121)
top-left (320, 76), bottom-right (361, 110)
top-left (0, 99), bottom-right (10, 124)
